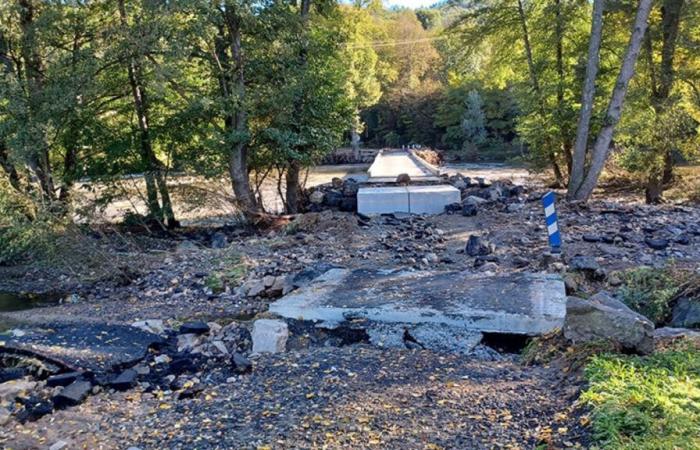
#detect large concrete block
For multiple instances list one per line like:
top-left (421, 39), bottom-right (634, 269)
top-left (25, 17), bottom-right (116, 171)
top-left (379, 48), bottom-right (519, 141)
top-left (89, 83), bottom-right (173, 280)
top-left (357, 187), bottom-right (409, 215)
top-left (407, 185), bottom-right (461, 214)
top-left (270, 269), bottom-right (567, 336)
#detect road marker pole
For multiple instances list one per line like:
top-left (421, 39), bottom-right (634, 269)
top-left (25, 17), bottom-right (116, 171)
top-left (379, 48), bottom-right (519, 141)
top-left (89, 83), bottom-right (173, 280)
top-left (542, 191), bottom-right (562, 253)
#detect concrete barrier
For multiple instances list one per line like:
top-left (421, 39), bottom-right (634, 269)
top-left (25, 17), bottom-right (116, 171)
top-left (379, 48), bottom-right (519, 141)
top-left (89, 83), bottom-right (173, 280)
top-left (357, 185), bottom-right (460, 215)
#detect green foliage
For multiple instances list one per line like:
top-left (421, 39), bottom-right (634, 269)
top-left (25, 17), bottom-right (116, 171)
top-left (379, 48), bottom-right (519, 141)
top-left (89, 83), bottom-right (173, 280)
top-left (0, 180), bottom-right (57, 265)
top-left (619, 266), bottom-right (681, 325)
top-left (581, 347), bottom-right (700, 449)
top-left (205, 252), bottom-right (247, 294)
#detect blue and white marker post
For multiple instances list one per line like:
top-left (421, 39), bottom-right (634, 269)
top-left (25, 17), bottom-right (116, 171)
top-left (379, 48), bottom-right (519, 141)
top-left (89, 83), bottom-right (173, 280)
top-left (541, 191), bottom-right (562, 253)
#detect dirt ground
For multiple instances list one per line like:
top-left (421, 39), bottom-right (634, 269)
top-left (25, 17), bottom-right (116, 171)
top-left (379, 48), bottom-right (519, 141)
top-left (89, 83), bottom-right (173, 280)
top-left (0, 164), bottom-right (698, 449)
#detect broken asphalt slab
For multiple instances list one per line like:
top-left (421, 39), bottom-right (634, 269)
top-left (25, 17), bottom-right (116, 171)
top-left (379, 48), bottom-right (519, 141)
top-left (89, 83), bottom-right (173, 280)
top-left (270, 269), bottom-right (566, 335)
top-left (0, 322), bottom-right (165, 373)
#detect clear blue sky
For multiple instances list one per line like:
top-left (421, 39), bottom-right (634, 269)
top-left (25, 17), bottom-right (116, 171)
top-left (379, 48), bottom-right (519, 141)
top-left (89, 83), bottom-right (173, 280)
top-left (385, 0), bottom-right (437, 9)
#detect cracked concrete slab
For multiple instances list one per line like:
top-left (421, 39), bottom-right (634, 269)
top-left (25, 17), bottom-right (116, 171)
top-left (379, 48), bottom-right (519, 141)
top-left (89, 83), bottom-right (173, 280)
top-left (270, 269), bottom-right (566, 336)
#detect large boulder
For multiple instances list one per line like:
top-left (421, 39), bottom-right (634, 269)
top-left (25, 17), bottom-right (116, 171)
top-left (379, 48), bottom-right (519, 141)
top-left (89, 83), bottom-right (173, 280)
top-left (564, 292), bottom-right (654, 354)
top-left (670, 298), bottom-right (700, 329)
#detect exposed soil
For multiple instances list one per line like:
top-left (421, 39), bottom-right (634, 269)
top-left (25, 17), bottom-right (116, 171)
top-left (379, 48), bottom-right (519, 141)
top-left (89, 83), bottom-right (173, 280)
top-left (0, 165), bottom-right (697, 449)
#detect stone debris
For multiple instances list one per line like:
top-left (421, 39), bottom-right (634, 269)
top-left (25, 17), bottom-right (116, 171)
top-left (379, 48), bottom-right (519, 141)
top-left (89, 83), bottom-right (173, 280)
top-left (53, 380), bottom-right (92, 408)
top-left (0, 378), bottom-right (37, 404)
top-left (46, 372), bottom-right (82, 388)
top-left (109, 369), bottom-right (138, 391)
top-left (131, 319), bottom-right (166, 335)
top-left (231, 353), bottom-right (253, 374)
top-left (465, 235), bottom-right (494, 257)
top-left (179, 321), bottom-right (210, 335)
top-left (252, 319), bottom-right (289, 354)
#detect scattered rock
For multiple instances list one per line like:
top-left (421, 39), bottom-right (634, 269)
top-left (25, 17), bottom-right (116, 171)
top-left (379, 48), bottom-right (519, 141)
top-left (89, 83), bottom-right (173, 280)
top-left (309, 190), bottom-right (325, 204)
top-left (49, 441), bottom-right (69, 450)
top-left (396, 173), bottom-right (411, 185)
top-left (670, 298), bottom-right (700, 329)
top-left (644, 237), bottom-right (669, 250)
top-left (179, 321), bottom-right (210, 335)
top-left (252, 319), bottom-right (289, 354)
top-left (109, 369), bottom-right (138, 391)
top-left (564, 292), bottom-right (654, 354)
top-left (46, 372), bottom-right (83, 388)
top-left (464, 195), bottom-right (487, 206)
top-left (231, 353), bottom-right (252, 374)
top-left (131, 319), bottom-right (166, 335)
top-left (0, 379), bottom-right (37, 403)
top-left (461, 204), bottom-right (478, 217)
top-left (210, 231), bottom-right (228, 249)
top-left (569, 255), bottom-right (605, 280)
top-left (465, 235), bottom-right (493, 257)
top-left (53, 380), bottom-right (92, 408)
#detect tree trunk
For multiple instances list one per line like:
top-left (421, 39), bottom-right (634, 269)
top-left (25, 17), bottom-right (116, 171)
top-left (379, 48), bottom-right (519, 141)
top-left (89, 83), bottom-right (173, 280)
top-left (657, 0), bottom-right (684, 187)
top-left (351, 113), bottom-right (361, 161)
top-left (0, 143), bottom-right (21, 190)
top-left (572, 0), bottom-right (654, 201)
top-left (18, 0), bottom-right (54, 200)
top-left (118, 0), bottom-right (176, 226)
top-left (568, 0), bottom-right (604, 199)
top-left (0, 32), bottom-right (20, 191)
top-left (285, 0), bottom-right (312, 214)
top-left (220, 5), bottom-right (257, 215)
top-left (517, 0), bottom-right (563, 186)
top-left (555, 0), bottom-right (572, 176)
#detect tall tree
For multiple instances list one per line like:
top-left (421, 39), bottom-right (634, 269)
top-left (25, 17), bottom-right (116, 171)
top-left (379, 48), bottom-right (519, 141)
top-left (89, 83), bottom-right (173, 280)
top-left (284, 0), bottom-right (312, 214)
top-left (117, 0), bottom-right (176, 227)
top-left (568, 0), bottom-right (654, 201)
top-left (342, 4), bottom-right (382, 160)
top-left (18, 0), bottom-right (54, 199)
top-left (644, 0), bottom-right (685, 202)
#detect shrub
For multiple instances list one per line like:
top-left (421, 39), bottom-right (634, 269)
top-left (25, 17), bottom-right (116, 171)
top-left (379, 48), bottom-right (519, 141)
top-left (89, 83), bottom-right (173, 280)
top-left (0, 180), bottom-right (58, 265)
top-left (619, 266), bottom-right (681, 325)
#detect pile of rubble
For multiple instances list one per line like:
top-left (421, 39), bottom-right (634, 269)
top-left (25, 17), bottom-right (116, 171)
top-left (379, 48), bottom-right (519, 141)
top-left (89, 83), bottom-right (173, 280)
top-left (444, 174), bottom-right (530, 216)
top-left (306, 177), bottom-right (360, 213)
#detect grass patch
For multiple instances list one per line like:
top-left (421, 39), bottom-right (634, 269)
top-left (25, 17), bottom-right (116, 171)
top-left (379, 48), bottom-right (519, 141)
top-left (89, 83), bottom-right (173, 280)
top-left (580, 346), bottom-right (700, 449)
top-left (204, 251), bottom-right (248, 294)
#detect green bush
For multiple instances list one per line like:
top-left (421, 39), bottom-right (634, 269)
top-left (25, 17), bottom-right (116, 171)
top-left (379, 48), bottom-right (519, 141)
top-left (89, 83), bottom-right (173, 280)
top-left (204, 252), bottom-right (247, 294)
top-left (619, 267), bottom-right (680, 325)
top-left (0, 180), bottom-right (58, 265)
top-left (581, 347), bottom-right (700, 449)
